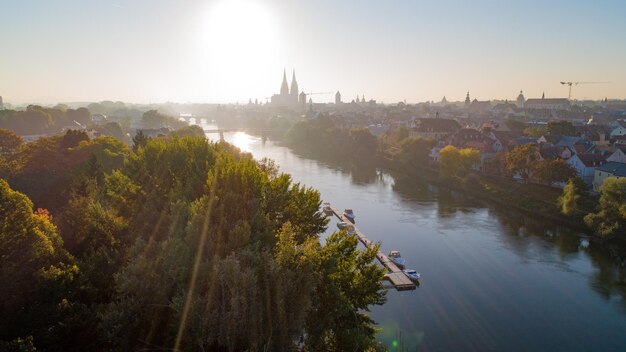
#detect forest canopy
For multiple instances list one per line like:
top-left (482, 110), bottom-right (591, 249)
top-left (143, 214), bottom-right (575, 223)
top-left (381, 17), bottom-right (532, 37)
top-left (0, 134), bottom-right (386, 351)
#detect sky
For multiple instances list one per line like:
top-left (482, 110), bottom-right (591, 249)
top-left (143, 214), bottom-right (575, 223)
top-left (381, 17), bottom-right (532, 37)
top-left (1, 0), bottom-right (626, 105)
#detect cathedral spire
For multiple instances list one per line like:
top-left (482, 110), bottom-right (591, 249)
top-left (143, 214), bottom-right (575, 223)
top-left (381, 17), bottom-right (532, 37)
top-left (280, 68), bottom-right (289, 96)
top-left (290, 69), bottom-right (299, 97)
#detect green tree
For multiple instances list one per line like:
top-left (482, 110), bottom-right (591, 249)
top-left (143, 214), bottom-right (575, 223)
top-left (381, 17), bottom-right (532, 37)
top-left (0, 180), bottom-right (76, 347)
top-left (505, 144), bottom-right (539, 182)
top-left (523, 126), bottom-right (547, 138)
top-left (60, 129), bottom-right (89, 150)
top-left (0, 128), bottom-right (23, 156)
top-left (96, 122), bottom-right (124, 142)
top-left (170, 125), bottom-right (205, 138)
top-left (558, 176), bottom-right (586, 216)
top-left (547, 120), bottom-right (576, 136)
top-left (531, 159), bottom-right (576, 184)
top-left (439, 145), bottom-right (462, 179)
top-left (391, 137), bottom-right (436, 174)
top-left (305, 231), bottom-right (386, 351)
top-left (440, 146), bottom-right (480, 179)
top-left (584, 177), bottom-right (626, 236)
top-left (132, 130), bottom-right (150, 152)
top-left (505, 118), bottom-right (526, 131)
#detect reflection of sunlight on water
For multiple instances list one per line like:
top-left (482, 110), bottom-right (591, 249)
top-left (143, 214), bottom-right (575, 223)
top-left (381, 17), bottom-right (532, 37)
top-left (232, 132), bottom-right (255, 152)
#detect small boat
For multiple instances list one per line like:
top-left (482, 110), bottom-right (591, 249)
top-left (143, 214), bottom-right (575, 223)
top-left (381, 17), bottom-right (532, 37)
top-left (322, 202), bottom-right (333, 215)
top-left (337, 221), bottom-right (349, 230)
top-left (345, 224), bottom-right (356, 234)
top-left (343, 208), bottom-right (355, 223)
top-left (403, 269), bottom-right (421, 284)
top-left (388, 250), bottom-right (406, 269)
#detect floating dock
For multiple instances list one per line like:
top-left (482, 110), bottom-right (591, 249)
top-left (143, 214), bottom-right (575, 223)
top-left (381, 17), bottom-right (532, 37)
top-left (325, 204), bottom-right (417, 291)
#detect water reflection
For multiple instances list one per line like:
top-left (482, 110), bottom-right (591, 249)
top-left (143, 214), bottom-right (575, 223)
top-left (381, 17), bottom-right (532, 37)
top-left (230, 131), bottom-right (256, 153)
top-left (206, 127), bottom-right (626, 351)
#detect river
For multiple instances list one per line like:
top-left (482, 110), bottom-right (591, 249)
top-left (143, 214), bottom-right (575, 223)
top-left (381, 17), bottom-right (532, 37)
top-left (205, 127), bottom-right (626, 351)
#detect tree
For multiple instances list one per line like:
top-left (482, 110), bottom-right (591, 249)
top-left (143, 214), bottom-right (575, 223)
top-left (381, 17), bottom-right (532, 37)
top-left (391, 137), bottom-right (436, 174)
top-left (547, 120), bottom-right (576, 136)
top-left (531, 159), bottom-right (576, 185)
top-left (0, 128), bottom-right (23, 156)
top-left (304, 231), bottom-right (386, 351)
top-left (523, 126), bottom-right (547, 138)
top-left (60, 129), bottom-right (89, 149)
top-left (559, 176), bottom-right (586, 216)
top-left (348, 128), bottom-right (378, 161)
top-left (170, 125), bottom-right (205, 138)
top-left (66, 107), bottom-right (92, 126)
top-left (96, 122), bottom-right (124, 142)
top-left (584, 177), bottom-right (626, 236)
top-left (439, 145), bottom-right (480, 179)
top-left (505, 118), bottom-right (526, 131)
top-left (505, 144), bottom-right (539, 181)
top-left (132, 130), bottom-right (150, 152)
top-left (439, 145), bottom-right (462, 179)
top-left (459, 148), bottom-right (480, 172)
top-left (0, 180), bottom-right (76, 346)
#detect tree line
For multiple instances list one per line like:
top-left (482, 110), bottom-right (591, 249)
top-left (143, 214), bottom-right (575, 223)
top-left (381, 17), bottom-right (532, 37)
top-left (0, 130), bottom-right (387, 351)
top-left (285, 118), bottom-right (625, 239)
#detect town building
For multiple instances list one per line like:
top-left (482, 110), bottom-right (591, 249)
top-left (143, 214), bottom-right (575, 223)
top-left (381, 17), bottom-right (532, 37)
top-left (271, 69), bottom-right (302, 110)
top-left (516, 90), bottom-right (525, 108)
top-left (593, 161), bottom-right (626, 191)
top-left (566, 154), bottom-right (606, 185)
top-left (409, 118), bottom-right (461, 139)
top-left (524, 97), bottom-right (570, 110)
top-left (607, 147), bottom-right (626, 163)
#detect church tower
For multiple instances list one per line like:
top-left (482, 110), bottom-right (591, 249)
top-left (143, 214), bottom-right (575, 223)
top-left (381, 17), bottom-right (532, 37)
top-left (516, 90), bottom-right (525, 108)
top-left (290, 70), bottom-right (299, 104)
top-left (299, 91), bottom-right (307, 110)
top-left (465, 92), bottom-right (471, 106)
top-left (335, 91), bottom-right (341, 104)
top-left (280, 69), bottom-right (289, 96)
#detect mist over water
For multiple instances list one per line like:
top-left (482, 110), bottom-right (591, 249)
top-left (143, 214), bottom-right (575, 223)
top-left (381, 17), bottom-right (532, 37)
top-left (207, 126), bottom-right (626, 351)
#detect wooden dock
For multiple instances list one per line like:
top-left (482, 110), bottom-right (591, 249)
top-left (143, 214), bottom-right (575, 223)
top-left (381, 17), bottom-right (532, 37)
top-left (325, 205), bottom-right (416, 291)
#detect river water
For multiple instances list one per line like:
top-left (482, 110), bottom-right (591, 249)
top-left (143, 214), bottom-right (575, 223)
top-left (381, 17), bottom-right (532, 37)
top-left (205, 128), bottom-right (626, 351)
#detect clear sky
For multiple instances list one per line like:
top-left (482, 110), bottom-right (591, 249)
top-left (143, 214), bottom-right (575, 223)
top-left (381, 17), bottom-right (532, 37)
top-left (1, 0), bottom-right (625, 104)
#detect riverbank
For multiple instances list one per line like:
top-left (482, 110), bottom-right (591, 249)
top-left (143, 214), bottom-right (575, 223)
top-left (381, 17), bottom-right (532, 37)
top-left (400, 165), bottom-right (590, 232)
top-left (206, 128), bottom-right (626, 352)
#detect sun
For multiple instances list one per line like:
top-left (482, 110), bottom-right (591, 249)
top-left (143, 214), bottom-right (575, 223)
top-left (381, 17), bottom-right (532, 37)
top-left (199, 0), bottom-right (281, 100)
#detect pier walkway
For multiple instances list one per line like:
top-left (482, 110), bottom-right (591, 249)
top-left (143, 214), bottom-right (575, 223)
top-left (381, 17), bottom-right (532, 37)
top-left (325, 204), bottom-right (416, 291)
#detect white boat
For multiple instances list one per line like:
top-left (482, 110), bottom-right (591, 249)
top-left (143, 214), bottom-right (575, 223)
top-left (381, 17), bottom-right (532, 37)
top-left (322, 203), bottom-right (333, 215)
top-left (343, 208), bottom-right (355, 223)
top-left (388, 250), bottom-right (406, 269)
top-left (403, 269), bottom-right (421, 284)
top-left (337, 221), bottom-right (349, 230)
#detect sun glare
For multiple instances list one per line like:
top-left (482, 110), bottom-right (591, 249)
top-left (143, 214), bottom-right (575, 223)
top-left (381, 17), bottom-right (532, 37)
top-left (231, 131), bottom-right (256, 153)
top-left (200, 0), bottom-right (280, 100)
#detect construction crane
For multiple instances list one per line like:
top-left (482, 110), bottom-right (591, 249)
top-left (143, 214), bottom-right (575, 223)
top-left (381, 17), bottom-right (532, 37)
top-left (560, 81), bottom-right (609, 99)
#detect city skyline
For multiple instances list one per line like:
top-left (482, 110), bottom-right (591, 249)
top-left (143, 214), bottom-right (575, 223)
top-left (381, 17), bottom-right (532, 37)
top-left (2, 0), bottom-right (626, 104)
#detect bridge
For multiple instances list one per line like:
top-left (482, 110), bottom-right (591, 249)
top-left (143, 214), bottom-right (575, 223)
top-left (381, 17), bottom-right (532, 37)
top-left (324, 204), bottom-right (417, 291)
top-left (201, 128), bottom-right (275, 141)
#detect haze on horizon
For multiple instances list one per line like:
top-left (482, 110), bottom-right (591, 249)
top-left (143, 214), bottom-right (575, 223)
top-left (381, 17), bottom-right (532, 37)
top-left (2, 0), bottom-right (625, 105)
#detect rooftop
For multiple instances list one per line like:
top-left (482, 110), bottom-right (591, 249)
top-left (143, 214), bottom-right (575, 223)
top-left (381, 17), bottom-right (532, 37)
top-left (597, 161), bottom-right (626, 177)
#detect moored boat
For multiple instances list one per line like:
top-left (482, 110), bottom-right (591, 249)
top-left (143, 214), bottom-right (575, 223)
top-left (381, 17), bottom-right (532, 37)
top-left (337, 221), bottom-right (349, 230)
top-left (343, 208), bottom-right (355, 223)
top-left (403, 269), bottom-right (421, 284)
top-left (388, 250), bottom-right (406, 269)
